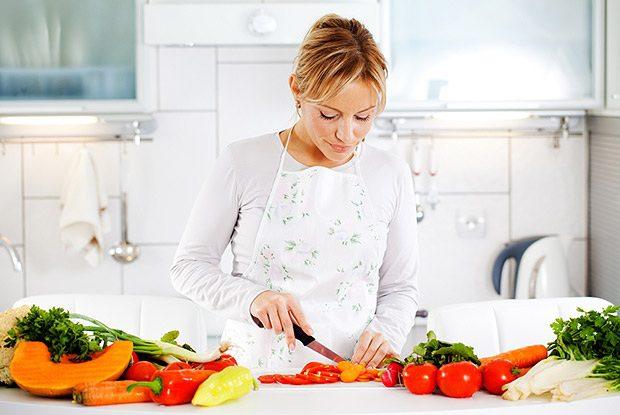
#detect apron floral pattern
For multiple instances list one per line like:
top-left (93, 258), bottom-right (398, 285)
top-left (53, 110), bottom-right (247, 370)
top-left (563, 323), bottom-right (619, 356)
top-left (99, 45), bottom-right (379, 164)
top-left (221, 129), bottom-right (388, 369)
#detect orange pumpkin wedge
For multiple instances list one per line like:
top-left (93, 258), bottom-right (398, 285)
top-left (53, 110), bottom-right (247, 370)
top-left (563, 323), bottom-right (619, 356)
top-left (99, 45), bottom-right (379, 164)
top-left (10, 341), bottom-right (133, 397)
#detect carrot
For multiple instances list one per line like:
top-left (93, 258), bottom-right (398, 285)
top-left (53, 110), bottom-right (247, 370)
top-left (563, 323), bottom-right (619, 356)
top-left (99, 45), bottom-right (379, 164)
top-left (480, 345), bottom-right (547, 368)
top-left (73, 380), bottom-right (151, 406)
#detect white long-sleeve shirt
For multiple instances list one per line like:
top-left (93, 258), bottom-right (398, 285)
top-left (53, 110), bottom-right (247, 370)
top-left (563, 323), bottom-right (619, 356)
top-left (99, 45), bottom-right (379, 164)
top-left (171, 132), bottom-right (420, 351)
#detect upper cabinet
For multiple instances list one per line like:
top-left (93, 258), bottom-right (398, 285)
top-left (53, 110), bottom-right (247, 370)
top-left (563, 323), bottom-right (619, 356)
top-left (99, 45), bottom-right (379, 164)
top-left (386, 0), bottom-right (603, 111)
top-left (0, 0), bottom-right (155, 114)
top-left (606, 0), bottom-right (620, 109)
top-left (143, 1), bottom-right (380, 46)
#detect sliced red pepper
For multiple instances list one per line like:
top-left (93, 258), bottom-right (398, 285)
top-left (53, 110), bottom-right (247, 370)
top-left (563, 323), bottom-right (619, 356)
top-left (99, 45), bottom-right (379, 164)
top-left (164, 362), bottom-right (192, 371)
top-left (303, 373), bottom-right (340, 384)
top-left (258, 375), bottom-right (277, 384)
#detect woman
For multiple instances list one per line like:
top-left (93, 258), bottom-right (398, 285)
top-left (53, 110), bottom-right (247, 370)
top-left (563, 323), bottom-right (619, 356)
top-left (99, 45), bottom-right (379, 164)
top-left (171, 14), bottom-right (419, 370)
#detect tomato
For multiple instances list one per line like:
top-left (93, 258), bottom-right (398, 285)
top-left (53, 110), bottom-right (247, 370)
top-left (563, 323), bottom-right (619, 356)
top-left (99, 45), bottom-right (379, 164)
top-left (191, 354), bottom-right (238, 372)
top-left (164, 361), bottom-right (192, 371)
top-left (123, 360), bottom-right (158, 381)
top-left (402, 363), bottom-right (437, 394)
top-left (437, 361), bottom-right (482, 398)
top-left (481, 359), bottom-right (519, 395)
top-left (130, 352), bottom-right (140, 365)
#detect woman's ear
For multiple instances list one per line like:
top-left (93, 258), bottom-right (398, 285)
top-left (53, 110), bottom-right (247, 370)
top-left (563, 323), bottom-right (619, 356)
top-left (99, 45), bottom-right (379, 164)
top-left (289, 74), bottom-right (301, 103)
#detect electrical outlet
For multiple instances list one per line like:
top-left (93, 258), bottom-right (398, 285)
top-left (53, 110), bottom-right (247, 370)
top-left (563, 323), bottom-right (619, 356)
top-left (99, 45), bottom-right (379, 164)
top-left (455, 210), bottom-right (487, 238)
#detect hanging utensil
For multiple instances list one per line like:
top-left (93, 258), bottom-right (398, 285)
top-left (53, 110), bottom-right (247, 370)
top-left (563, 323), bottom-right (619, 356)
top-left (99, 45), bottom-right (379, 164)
top-left (109, 146), bottom-right (140, 264)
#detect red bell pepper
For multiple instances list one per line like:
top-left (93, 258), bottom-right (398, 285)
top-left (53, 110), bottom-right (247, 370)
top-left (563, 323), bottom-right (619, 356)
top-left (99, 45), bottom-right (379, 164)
top-left (190, 354), bottom-right (237, 372)
top-left (127, 369), bottom-right (215, 406)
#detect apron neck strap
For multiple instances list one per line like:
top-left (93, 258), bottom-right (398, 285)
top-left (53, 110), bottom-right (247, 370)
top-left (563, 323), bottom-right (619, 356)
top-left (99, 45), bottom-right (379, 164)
top-left (278, 127), bottom-right (363, 174)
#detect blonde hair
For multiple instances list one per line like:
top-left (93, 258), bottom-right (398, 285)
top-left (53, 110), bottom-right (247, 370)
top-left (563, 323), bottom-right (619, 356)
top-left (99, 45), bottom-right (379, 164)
top-left (293, 14), bottom-right (388, 113)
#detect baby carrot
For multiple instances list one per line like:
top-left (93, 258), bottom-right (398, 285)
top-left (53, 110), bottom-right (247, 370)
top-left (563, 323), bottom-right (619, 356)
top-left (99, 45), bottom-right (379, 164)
top-left (73, 380), bottom-right (151, 406)
top-left (480, 345), bottom-right (547, 368)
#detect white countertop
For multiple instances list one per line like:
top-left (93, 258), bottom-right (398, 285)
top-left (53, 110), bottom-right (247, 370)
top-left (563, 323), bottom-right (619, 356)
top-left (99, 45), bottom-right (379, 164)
top-left (1, 383), bottom-right (618, 415)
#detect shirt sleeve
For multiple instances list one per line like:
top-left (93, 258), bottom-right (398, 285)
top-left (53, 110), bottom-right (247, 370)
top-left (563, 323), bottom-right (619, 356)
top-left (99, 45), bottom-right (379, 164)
top-left (365, 162), bottom-right (420, 354)
top-left (170, 146), bottom-right (268, 324)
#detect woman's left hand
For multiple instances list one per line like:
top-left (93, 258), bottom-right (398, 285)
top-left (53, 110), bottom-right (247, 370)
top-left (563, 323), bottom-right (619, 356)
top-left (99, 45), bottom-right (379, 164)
top-left (351, 330), bottom-right (396, 368)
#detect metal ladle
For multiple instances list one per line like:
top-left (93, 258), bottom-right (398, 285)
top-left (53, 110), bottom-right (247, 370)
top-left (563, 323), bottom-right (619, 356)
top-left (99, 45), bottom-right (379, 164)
top-left (109, 143), bottom-right (140, 264)
top-left (109, 191), bottom-right (140, 264)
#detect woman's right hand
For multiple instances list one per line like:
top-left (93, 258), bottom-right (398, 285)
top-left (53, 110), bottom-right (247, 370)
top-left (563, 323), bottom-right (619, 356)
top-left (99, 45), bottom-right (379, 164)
top-left (250, 291), bottom-right (313, 351)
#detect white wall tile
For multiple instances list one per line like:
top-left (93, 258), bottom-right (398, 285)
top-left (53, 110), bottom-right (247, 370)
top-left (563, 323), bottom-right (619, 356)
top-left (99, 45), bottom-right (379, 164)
top-left (367, 137), bottom-right (509, 194)
top-left (0, 144), bottom-right (23, 243)
top-left (158, 47), bottom-right (217, 110)
top-left (122, 245), bottom-right (179, 296)
top-left (24, 199), bottom-right (122, 295)
top-left (217, 46), bottom-right (297, 63)
top-left (23, 143), bottom-right (120, 198)
top-left (0, 247), bottom-right (24, 310)
top-left (218, 63), bottom-right (296, 147)
top-left (511, 136), bottom-right (587, 241)
top-left (128, 112), bottom-right (217, 243)
top-left (417, 195), bottom-right (509, 310)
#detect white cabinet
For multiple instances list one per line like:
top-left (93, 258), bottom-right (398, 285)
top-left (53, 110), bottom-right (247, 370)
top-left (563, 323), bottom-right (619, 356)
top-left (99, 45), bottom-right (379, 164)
top-left (144, 2), bottom-right (380, 46)
top-left (607, 0), bottom-right (620, 109)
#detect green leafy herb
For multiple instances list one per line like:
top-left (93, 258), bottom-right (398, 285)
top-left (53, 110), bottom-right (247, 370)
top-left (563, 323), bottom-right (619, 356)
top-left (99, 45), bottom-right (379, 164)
top-left (548, 305), bottom-right (620, 361)
top-left (160, 330), bottom-right (196, 352)
top-left (404, 331), bottom-right (480, 366)
top-left (3, 306), bottom-right (105, 362)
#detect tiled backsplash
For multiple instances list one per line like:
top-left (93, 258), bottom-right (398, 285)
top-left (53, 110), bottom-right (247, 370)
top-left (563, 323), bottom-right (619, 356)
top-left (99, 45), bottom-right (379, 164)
top-left (0, 46), bottom-right (587, 322)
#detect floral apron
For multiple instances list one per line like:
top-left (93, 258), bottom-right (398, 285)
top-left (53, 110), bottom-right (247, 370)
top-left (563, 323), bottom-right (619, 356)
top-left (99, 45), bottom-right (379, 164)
top-left (221, 129), bottom-right (388, 369)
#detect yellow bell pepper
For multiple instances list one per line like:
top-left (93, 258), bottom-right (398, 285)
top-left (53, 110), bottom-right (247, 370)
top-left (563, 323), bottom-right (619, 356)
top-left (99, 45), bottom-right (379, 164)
top-left (191, 366), bottom-right (258, 407)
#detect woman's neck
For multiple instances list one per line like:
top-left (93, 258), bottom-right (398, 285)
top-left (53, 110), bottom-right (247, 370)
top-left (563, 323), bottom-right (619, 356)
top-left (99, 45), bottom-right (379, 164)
top-left (280, 123), bottom-right (354, 168)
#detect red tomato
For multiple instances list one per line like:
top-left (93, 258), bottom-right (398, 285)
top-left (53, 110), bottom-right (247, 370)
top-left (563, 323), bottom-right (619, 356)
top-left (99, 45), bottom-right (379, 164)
top-left (164, 361), bottom-right (192, 371)
top-left (402, 363), bottom-right (437, 394)
top-left (130, 352), bottom-right (140, 365)
top-left (123, 360), bottom-right (158, 381)
top-left (481, 359), bottom-right (519, 395)
top-left (437, 362), bottom-right (482, 398)
top-left (191, 354), bottom-right (238, 372)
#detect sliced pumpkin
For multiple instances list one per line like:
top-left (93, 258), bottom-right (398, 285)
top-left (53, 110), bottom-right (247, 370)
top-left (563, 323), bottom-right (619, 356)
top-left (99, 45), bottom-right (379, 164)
top-left (10, 341), bottom-right (133, 397)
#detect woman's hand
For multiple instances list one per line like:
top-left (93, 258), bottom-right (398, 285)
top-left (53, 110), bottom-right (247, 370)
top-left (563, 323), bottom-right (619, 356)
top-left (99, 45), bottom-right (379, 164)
top-left (250, 291), bottom-right (313, 351)
top-left (351, 330), bottom-right (395, 368)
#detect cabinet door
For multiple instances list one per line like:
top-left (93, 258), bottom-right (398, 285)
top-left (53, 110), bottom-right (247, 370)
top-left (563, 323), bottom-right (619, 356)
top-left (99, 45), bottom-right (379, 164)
top-left (608, 0), bottom-right (620, 109)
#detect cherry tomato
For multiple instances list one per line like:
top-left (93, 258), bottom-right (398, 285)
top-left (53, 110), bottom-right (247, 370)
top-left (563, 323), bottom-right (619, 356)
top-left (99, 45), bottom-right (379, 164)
top-left (481, 359), bottom-right (519, 395)
top-left (123, 360), bottom-right (158, 381)
top-left (402, 363), bottom-right (437, 394)
top-left (437, 361), bottom-right (482, 398)
top-left (164, 361), bottom-right (192, 371)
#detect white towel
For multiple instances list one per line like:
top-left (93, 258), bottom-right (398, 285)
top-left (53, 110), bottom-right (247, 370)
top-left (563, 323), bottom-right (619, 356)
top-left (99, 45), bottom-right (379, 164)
top-left (59, 147), bottom-right (111, 267)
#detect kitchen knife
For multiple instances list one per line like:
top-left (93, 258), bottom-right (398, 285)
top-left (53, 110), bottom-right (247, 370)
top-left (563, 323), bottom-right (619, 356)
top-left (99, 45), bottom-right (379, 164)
top-left (251, 316), bottom-right (345, 362)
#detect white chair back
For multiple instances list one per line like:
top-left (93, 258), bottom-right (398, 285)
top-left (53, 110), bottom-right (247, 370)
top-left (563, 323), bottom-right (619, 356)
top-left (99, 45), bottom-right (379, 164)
top-left (13, 294), bottom-right (222, 352)
top-left (426, 297), bottom-right (613, 358)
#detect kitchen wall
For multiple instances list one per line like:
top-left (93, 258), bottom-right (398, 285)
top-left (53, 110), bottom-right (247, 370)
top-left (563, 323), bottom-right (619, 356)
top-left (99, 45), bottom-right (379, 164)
top-left (0, 46), bottom-right (588, 344)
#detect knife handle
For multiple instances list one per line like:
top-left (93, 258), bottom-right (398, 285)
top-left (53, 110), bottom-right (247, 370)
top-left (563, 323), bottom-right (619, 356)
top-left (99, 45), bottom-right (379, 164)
top-left (251, 316), bottom-right (315, 346)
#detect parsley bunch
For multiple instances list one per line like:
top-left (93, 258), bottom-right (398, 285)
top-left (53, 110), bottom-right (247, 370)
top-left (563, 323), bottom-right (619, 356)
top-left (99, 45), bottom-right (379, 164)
top-left (4, 306), bottom-right (105, 362)
top-left (547, 305), bottom-right (620, 361)
top-left (403, 330), bottom-right (481, 366)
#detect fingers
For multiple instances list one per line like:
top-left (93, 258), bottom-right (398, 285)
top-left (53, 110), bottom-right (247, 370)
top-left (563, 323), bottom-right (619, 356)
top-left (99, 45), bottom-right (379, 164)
top-left (351, 330), bottom-right (372, 363)
top-left (268, 306), bottom-right (282, 335)
top-left (367, 340), bottom-right (392, 368)
top-left (255, 310), bottom-right (272, 330)
top-left (359, 333), bottom-right (385, 367)
top-left (288, 297), bottom-right (313, 335)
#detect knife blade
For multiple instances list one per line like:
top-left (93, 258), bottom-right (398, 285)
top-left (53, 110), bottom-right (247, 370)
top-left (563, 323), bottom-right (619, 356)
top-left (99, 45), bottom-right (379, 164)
top-left (252, 316), bottom-right (345, 363)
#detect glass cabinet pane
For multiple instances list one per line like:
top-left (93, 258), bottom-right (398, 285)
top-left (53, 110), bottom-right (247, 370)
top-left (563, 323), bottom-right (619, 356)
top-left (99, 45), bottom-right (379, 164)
top-left (389, 0), bottom-right (595, 105)
top-left (0, 0), bottom-right (136, 101)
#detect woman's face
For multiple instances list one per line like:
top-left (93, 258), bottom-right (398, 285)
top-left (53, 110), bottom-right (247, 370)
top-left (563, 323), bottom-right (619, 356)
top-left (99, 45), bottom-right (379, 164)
top-left (297, 79), bottom-right (378, 163)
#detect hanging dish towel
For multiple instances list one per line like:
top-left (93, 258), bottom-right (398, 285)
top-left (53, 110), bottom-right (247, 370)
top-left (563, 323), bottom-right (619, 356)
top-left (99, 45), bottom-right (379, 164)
top-left (59, 147), bottom-right (111, 267)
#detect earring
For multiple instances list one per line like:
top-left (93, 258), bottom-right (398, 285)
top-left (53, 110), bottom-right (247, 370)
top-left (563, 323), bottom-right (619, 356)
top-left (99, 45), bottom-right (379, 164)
top-left (295, 101), bottom-right (301, 109)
